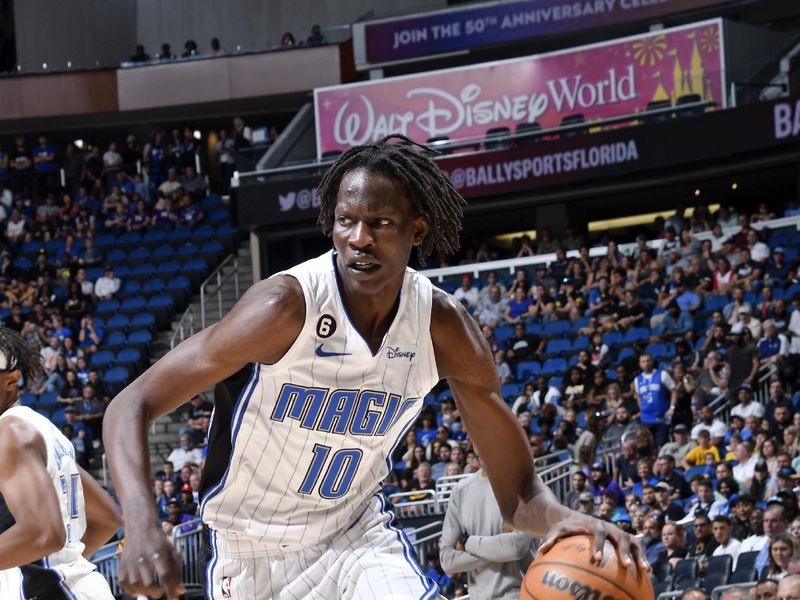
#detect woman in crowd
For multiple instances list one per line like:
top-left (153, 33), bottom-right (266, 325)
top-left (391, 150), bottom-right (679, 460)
top-left (766, 533), bottom-right (799, 581)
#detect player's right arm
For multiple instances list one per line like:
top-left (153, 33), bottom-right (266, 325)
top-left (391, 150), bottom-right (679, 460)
top-left (0, 417), bottom-right (67, 570)
top-left (103, 275), bottom-right (305, 600)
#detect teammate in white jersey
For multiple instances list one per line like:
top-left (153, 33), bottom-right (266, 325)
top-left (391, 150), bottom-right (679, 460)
top-left (0, 327), bottom-right (121, 599)
top-left (105, 135), bottom-right (649, 600)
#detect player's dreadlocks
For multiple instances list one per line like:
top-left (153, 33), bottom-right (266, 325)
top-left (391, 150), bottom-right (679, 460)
top-left (0, 326), bottom-right (43, 382)
top-left (317, 134), bottom-right (467, 264)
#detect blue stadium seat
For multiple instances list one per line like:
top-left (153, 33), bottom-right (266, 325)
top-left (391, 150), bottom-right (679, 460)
top-left (166, 228), bottom-right (191, 246)
top-left (118, 280), bottom-right (142, 300)
top-left (91, 350), bottom-right (115, 370)
top-left (152, 245), bottom-right (175, 263)
top-left (127, 247), bottom-right (151, 265)
top-left (181, 258), bottom-right (209, 288)
top-left (51, 408), bottom-right (67, 429)
top-left (130, 263), bottom-right (157, 282)
top-left (208, 207), bottom-right (230, 224)
top-left (142, 229), bottom-right (167, 247)
top-left (117, 231), bottom-right (142, 249)
top-left (768, 232), bottom-right (789, 249)
top-left (623, 327), bottom-right (650, 343)
top-left (191, 225), bottom-right (215, 243)
top-left (115, 348), bottom-right (142, 372)
top-left (200, 240), bottom-right (224, 267)
top-left (683, 465), bottom-right (708, 481)
top-left (215, 224), bottom-right (239, 253)
top-left (500, 383), bottom-right (521, 400)
top-left (95, 233), bottom-right (117, 249)
top-left (516, 361), bottom-right (541, 380)
top-left (105, 314), bottom-right (131, 333)
top-left (115, 264), bottom-right (131, 279)
top-left (157, 261), bottom-right (181, 278)
top-left (549, 376), bottom-right (563, 389)
top-left (102, 330), bottom-right (127, 352)
top-left (571, 336), bottom-right (589, 352)
top-left (104, 367), bottom-right (130, 392)
top-left (95, 299), bottom-right (120, 317)
top-left (704, 295), bottom-right (729, 312)
top-left (541, 358), bottom-right (567, 376)
top-left (120, 296), bottom-right (147, 316)
top-left (20, 241), bottom-right (44, 256)
top-left (605, 368), bottom-right (618, 380)
top-left (105, 248), bottom-right (127, 266)
top-left (20, 393), bottom-right (37, 408)
top-left (127, 330), bottom-right (152, 353)
top-left (494, 326), bottom-right (515, 342)
top-left (85, 266), bottom-right (104, 281)
top-left (543, 338), bottom-right (570, 357)
top-left (130, 312), bottom-right (156, 331)
top-left (142, 279), bottom-right (166, 297)
top-left (200, 195), bottom-right (223, 211)
top-left (147, 295), bottom-right (175, 329)
top-left (13, 256), bottom-right (33, 274)
top-left (602, 331), bottom-right (623, 347)
top-left (543, 321), bottom-right (570, 337)
top-left (175, 243), bottom-right (200, 259)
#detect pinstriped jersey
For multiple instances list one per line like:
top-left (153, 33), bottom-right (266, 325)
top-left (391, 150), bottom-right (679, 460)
top-left (201, 251), bottom-right (440, 552)
top-left (0, 406), bottom-right (93, 576)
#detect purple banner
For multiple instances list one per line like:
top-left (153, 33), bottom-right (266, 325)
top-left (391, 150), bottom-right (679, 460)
top-left (357, 0), bottom-right (735, 66)
top-left (317, 20), bottom-right (725, 158)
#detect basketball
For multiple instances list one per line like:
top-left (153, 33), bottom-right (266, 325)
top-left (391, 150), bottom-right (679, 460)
top-left (521, 535), bottom-right (654, 600)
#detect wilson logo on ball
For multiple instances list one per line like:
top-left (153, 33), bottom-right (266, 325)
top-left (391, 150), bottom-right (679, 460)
top-left (541, 570), bottom-right (618, 600)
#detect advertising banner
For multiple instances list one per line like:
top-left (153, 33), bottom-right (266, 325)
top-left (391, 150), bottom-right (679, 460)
top-left (238, 94), bottom-right (800, 229)
top-left (355, 0), bottom-right (735, 67)
top-left (316, 20), bottom-right (725, 159)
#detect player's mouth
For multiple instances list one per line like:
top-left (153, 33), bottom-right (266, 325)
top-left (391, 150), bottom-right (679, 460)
top-left (347, 259), bottom-right (380, 273)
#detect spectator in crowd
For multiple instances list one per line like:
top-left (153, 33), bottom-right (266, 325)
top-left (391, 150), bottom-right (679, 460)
top-left (688, 513), bottom-right (717, 560)
top-left (767, 533), bottom-right (799, 581)
top-left (711, 515), bottom-right (741, 563)
top-left (94, 266), bottom-right (119, 299)
top-left (306, 24), bottom-right (325, 46)
top-left (166, 433), bottom-right (203, 470)
top-left (130, 44), bottom-right (150, 62)
top-left (754, 579), bottom-right (779, 600)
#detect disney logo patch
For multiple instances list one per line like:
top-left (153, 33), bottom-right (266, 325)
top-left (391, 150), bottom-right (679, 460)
top-left (386, 346), bottom-right (416, 362)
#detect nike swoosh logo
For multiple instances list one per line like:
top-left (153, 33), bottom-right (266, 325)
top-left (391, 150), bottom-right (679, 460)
top-left (315, 343), bottom-right (351, 357)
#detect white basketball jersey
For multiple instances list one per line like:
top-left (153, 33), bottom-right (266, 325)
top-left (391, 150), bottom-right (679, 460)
top-left (202, 250), bottom-right (440, 552)
top-left (0, 405), bottom-right (91, 573)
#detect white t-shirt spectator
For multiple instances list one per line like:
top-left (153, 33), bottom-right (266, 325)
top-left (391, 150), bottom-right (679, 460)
top-left (712, 537), bottom-right (741, 563)
top-left (94, 275), bottom-right (120, 299)
top-left (103, 149), bottom-right (122, 168)
top-left (733, 454), bottom-right (759, 485)
top-left (790, 310), bottom-right (800, 354)
top-left (453, 286), bottom-right (479, 309)
top-left (738, 534), bottom-right (768, 555)
top-left (730, 401), bottom-right (765, 420)
top-left (691, 419), bottom-right (728, 442)
top-left (750, 242), bottom-right (770, 263)
top-left (167, 446), bottom-right (203, 470)
top-left (6, 218), bottom-right (25, 240)
top-left (0, 187), bottom-right (11, 209)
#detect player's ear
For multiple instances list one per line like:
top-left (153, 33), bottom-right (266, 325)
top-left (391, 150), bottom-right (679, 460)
top-left (2, 370), bottom-right (20, 392)
top-left (412, 215), bottom-right (428, 247)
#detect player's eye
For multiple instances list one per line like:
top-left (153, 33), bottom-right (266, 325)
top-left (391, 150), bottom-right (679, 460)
top-left (336, 215), bottom-right (353, 226)
top-left (374, 218), bottom-right (392, 227)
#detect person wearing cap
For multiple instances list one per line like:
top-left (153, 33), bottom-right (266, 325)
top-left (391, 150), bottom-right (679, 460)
top-left (660, 424), bottom-right (697, 465)
top-left (589, 461), bottom-right (624, 506)
top-left (575, 491), bottom-right (595, 515)
top-left (711, 515), bottom-right (741, 563)
top-left (767, 247), bottom-right (791, 289)
top-left (653, 482), bottom-right (684, 521)
top-left (453, 274), bottom-right (479, 310)
top-left (731, 384), bottom-right (765, 420)
top-left (759, 319), bottom-right (789, 365)
top-left (777, 467), bottom-right (799, 494)
top-left (739, 303), bottom-right (763, 339)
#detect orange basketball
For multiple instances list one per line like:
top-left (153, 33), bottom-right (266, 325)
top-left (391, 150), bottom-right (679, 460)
top-left (521, 534), bottom-right (654, 600)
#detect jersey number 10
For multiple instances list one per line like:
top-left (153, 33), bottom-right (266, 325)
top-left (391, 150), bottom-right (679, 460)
top-left (298, 444), bottom-right (363, 499)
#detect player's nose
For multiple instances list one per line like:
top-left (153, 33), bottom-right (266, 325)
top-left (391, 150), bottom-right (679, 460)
top-left (348, 221), bottom-right (375, 249)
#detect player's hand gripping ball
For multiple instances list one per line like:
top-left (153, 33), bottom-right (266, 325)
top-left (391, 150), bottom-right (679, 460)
top-left (521, 534), bottom-right (654, 600)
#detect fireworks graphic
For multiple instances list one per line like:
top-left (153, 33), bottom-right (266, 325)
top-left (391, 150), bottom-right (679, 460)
top-left (632, 35), bottom-right (668, 67)
top-left (699, 26), bottom-right (719, 54)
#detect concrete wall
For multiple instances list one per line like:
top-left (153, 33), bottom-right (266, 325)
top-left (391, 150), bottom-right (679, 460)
top-left (14, 0), bottom-right (137, 71)
top-left (14, 0), bottom-right (444, 70)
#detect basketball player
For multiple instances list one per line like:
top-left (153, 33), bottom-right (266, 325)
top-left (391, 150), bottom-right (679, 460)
top-left (104, 135), bottom-right (649, 600)
top-left (0, 327), bottom-right (121, 599)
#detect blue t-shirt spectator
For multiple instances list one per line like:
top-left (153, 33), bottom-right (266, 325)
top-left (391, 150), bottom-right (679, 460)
top-left (33, 141), bottom-right (56, 173)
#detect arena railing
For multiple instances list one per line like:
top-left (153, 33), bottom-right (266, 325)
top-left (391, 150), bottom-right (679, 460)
top-left (170, 305), bottom-right (196, 349)
top-left (200, 253), bottom-right (240, 329)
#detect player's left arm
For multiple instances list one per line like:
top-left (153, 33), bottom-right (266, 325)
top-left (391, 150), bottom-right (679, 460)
top-left (431, 291), bottom-right (648, 570)
top-left (79, 465), bottom-right (122, 558)
top-left (0, 417), bottom-right (67, 570)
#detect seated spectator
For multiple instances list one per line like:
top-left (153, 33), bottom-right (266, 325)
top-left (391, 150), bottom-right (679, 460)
top-left (687, 513), bottom-right (717, 560)
top-left (653, 481), bottom-right (684, 520)
top-left (177, 193), bottom-right (203, 227)
top-left (691, 404), bottom-right (729, 446)
top-left (655, 522), bottom-right (688, 570)
top-left (74, 384), bottom-right (104, 443)
top-left (129, 44), bottom-right (151, 62)
top-left (766, 532), bottom-right (798, 582)
top-left (167, 434), bottom-right (203, 470)
top-left (731, 384), bottom-right (765, 420)
top-left (505, 322), bottom-right (543, 365)
top-left (94, 266), bottom-right (120, 300)
top-left (78, 315), bottom-right (104, 353)
top-left (733, 440), bottom-right (759, 486)
top-left (710, 514), bottom-right (741, 563)
top-left (658, 423), bottom-right (697, 465)
top-left (181, 165), bottom-right (206, 199)
top-left (589, 461), bottom-right (623, 505)
top-left (503, 286), bottom-right (533, 324)
top-left (655, 454), bottom-right (691, 499)
top-left (682, 429), bottom-right (720, 469)
top-left (406, 462), bottom-right (435, 502)
top-left (740, 504), bottom-right (788, 572)
top-left (494, 350), bottom-right (511, 384)
top-left (127, 198), bottom-right (151, 231)
top-left (681, 478), bottom-right (726, 523)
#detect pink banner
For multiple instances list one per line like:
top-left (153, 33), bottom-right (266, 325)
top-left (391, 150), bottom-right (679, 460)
top-left (315, 19), bottom-right (725, 158)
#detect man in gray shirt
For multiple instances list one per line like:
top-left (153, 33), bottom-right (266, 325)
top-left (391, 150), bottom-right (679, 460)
top-left (440, 469), bottom-right (537, 599)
